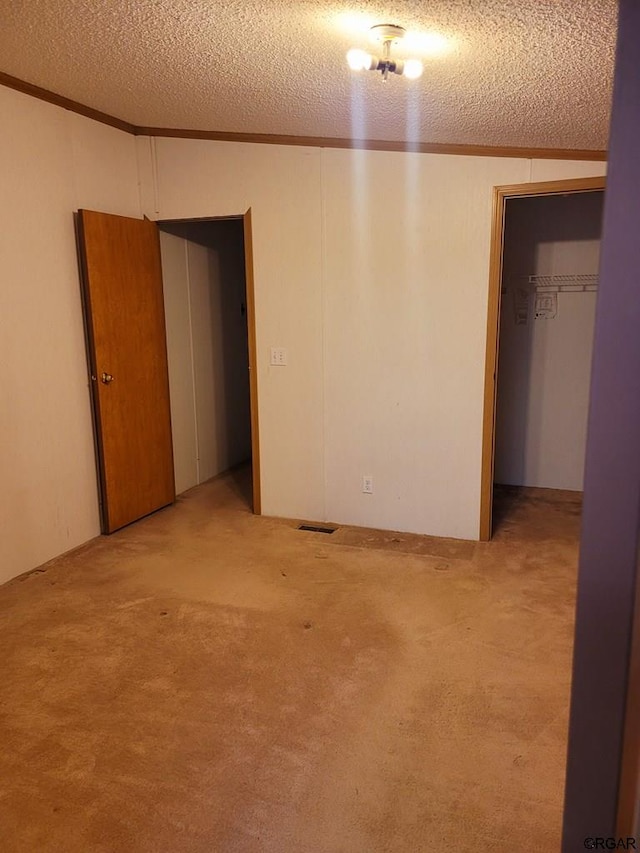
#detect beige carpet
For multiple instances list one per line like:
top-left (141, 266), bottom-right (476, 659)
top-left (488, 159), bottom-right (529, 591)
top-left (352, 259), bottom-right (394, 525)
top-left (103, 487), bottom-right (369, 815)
top-left (0, 471), bottom-right (580, 852)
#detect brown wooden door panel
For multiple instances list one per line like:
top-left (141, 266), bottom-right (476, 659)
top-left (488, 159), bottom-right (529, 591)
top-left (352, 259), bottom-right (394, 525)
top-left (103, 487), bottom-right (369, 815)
top-left (78, 209), bottom-right (175, 533)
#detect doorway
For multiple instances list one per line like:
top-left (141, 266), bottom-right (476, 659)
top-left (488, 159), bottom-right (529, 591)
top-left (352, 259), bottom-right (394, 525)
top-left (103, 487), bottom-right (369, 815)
top-left (158, 215), bottom-right (259, 512)
top-left (480, 176), bottom-right (606, 539)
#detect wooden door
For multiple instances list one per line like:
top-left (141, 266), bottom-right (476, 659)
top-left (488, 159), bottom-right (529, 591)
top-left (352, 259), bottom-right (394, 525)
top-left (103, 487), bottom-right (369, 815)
top-left (77, 209), bottom-right (175, 533)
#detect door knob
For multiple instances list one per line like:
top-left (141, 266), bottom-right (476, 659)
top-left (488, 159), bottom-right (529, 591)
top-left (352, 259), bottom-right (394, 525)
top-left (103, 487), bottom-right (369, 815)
top-left (100, 372), bottom-right (114, 384)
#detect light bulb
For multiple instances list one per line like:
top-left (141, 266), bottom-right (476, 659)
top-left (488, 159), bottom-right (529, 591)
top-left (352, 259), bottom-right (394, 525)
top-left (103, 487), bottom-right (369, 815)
top-left (403, 59), bottom-right (423, 79)
top-left (347, 48), bottom-right (373, 71)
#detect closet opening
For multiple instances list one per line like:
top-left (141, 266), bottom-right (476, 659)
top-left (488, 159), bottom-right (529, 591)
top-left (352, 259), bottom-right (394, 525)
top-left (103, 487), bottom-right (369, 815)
top-left (158, 215), bottom-right (259, 512)
top-left (480, 177), bottom-right (606, 539)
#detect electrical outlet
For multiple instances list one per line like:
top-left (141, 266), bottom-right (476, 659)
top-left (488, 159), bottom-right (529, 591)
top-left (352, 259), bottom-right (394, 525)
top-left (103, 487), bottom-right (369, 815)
top-left (270, 347), bottom-right (288, 366)
top-left (362, 476), bottom-right (374, 494)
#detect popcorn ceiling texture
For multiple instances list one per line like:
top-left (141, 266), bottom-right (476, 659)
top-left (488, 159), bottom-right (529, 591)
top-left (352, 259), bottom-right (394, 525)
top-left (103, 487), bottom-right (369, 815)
top-left (0, 0), bottom-right (616, 150)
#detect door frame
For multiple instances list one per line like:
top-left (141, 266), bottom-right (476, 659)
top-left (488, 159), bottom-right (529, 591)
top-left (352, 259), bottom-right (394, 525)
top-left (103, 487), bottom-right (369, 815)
top-left (479, 175), bottom-right (606, 541)
top-left (243, 208), bottom-right (261, 514)
top-left (157, 209), bottom-right (262, 514)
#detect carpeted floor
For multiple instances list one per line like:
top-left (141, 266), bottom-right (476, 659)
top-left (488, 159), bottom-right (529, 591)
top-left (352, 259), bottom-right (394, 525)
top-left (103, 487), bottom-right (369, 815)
top-left (0, 471), bottom-right (580, 852)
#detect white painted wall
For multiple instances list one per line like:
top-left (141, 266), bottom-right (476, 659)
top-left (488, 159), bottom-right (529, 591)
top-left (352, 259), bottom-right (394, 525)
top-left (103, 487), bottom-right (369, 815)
top-left (159, 222), bottom-right (251, 495)
top-left (0, 86), bottom-right (141, 584)
top-left (0, 80), bottom-right (609, 585)
top-left (157, 231), bottom-right (198, 494)
top-left (140, 138), bottom-right (327, 524)
top-left (137, 136), bottom-right (606, 539)
top-left (494, 192), bottom-right (604, 490)
top-left (322, 151), bottom-right (529, 537)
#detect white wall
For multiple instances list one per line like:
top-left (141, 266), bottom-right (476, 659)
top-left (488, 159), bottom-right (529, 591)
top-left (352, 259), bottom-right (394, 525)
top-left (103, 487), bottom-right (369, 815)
top-left (322, 151), bottom-right (528, 536)
top-left (140, 138), bottom-right (327, 523)
top-left (0, 82), bottom-right (609, 586)
top-left (0, 86), bottom-right (141, 584)
top-left (494, 192), bottom-right (604, 490)
top-left (159, 222), bottom-right (251, 495)
top-left (137, 136), bottom-right (606, 539)
top-left (157, 231), bottom-right (198, 494)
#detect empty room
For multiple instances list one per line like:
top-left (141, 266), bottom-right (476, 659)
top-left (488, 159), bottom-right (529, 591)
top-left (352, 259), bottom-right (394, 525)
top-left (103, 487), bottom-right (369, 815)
top-left (2, 1), bottom-right (638, 851)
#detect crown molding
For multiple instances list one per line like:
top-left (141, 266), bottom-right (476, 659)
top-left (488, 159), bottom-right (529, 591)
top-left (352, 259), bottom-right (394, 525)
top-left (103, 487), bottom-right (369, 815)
top-left (0, 72), bottom-right (608, 162)
top-left (0, 71), bottom-right (136, 134)
top-left (134, 125), bottom-right (608, 161)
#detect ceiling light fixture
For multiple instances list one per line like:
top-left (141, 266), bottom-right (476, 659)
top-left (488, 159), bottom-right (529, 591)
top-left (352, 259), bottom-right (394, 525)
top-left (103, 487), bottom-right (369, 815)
top-left (347, 24), bottom-right (423, 82)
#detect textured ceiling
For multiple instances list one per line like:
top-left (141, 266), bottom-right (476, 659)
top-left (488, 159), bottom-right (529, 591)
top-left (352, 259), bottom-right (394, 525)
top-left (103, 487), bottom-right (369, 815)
top-left (0, 0), bottom-right (617, 150)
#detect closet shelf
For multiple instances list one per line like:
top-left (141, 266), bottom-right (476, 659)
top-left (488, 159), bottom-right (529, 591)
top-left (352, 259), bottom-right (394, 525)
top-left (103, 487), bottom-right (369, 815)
top-left (503, 274), bottom-right (598, 295)
top-left (529, 273), bottom-right (598, 292)
top-left (527, 273), bottom-right (598, 293)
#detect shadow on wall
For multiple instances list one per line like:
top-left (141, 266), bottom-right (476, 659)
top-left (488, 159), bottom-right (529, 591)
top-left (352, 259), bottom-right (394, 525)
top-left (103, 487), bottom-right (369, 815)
top-left (494, 190), bottom-right (604, 493)
top-left (160, 217), bottom-right (252, 493)
top-left (205, 222), bottom-right (251, 470)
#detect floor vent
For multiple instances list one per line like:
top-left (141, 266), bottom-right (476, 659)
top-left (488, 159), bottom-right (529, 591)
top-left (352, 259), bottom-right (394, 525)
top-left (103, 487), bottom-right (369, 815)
top-left (298, 524), bottom-right (337, 534)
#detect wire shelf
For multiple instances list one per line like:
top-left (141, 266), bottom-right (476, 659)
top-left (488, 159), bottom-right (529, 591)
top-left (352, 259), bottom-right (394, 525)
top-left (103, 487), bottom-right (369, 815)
top-left (529, 273), bottom-right (598, 292)
top-left (502, 273), bottom-right (599, 295)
